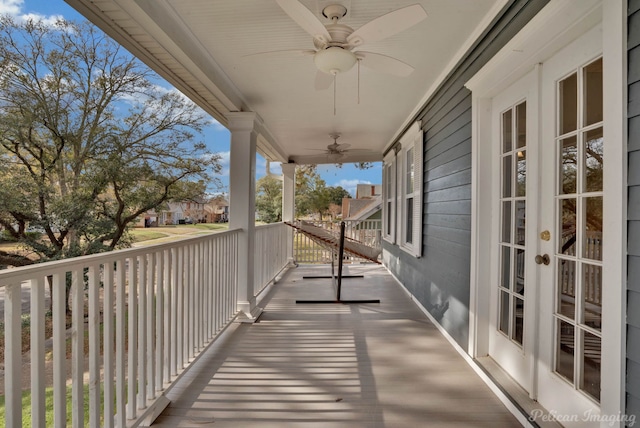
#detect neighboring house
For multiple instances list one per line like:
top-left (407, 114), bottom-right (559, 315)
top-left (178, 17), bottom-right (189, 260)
top-left (205, 196), bottom-right (229, 223)
top-left (64, 0), bottom-right (634, 425)
top-left (354, 184), bottom-right (382, 200)
top-left (342, 196), bottom-right (381, 222)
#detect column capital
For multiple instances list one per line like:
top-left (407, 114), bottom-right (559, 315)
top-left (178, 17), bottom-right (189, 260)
top-left (281, 162), bottom-right (296, 177)
top-left (225, 112), bottom-right (263, 132)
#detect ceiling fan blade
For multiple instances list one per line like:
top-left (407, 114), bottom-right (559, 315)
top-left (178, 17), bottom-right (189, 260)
top-left (276, 0), bottom-right (331, 43)
top-left (242, 49), bottom-right (315, 58)
top-left (347, 4), bottom-right (427, 46)
top-left (357, 51), bottom-right (415, 77)
top-left (336, 143), bottom-right (351, 150)
top-left (314, 70), bottom-right (334, 90)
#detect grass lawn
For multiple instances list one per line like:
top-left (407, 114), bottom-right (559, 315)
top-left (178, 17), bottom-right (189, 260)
top-left (0, 384), bottom-right (95, 427)
top-left (129, 229), bottom-right (167, 242)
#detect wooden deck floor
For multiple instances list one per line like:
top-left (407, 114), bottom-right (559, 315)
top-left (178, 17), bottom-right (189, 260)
top-left (150, 264), bottom-right (523, 428)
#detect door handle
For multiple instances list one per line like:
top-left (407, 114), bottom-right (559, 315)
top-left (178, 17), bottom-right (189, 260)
top-left (535, 254), bottom-right (550, 265)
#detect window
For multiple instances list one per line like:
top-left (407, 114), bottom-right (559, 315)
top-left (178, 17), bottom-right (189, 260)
top-left (382, 152), bottom-right (396, 243)
top-left (383, 121), bottom-right (423, 257)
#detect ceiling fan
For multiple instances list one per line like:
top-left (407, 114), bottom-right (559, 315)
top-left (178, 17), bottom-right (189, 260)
top-left (273, 0), bottom-right (428, 80)
top-left (310, 133), bottom-right (370, 161)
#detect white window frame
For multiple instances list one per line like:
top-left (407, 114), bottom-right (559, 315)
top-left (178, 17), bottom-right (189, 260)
top-left (383, 121), bottom-right (424, 256)
top-left (382, 151), bottom-right (396, 244)
top-left (399, 121), bottom-right (423, 257)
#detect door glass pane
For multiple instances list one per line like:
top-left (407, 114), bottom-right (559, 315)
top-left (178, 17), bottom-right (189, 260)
top-left (559, 198), bottom-right (577, 255)
top-left (584, 127), bottom-right (603, 193)
top-left (512, 297), bottom-right (524, 346)
top-left (583, 58), bottom-right (603, 126)
top-left (559, 72), bottom-right (578, 135)
top-left (560, 136), bottom-right (577, 194)
top-left (583, 263), bottom-right (602, 331)
top-left (557, 259), bottom-right (576, 320)
top-left (501, 245), bottom-right (511, 289)
top-left (515, 200), bottom-right (526, 245)
top-left (499, 290), bottom-right (510, 335)
top-left (503, 155), bottom-right (512, 197)
top-left (516, 102), bottom-right (527, 148)
top-left (583, 196), bottom-right (602, 261)
top-left (581, 331), bottom-right (601, 401)
top-left (516, 150), bottom-right (526, 197)
top-left (503, 109), bottom-right (512, 153)
top-left (514, 249), bottom-right (525, 296)
top-left (556, 320), bottom-right (575, 382)
top-left (501, 201), bottom-right (512, 243)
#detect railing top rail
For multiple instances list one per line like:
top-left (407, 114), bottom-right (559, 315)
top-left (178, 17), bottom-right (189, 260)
top-left (255, 222), bottom-right (286, 231)
top-left (0, 227), bottom-right (241, 283)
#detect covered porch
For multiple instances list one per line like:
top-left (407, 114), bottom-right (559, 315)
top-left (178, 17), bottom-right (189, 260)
top-left (150, 264), bottom-right (521, 428)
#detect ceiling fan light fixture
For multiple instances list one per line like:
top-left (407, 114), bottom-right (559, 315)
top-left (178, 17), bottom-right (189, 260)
top-left (314, 47), bottom-right (356, 74)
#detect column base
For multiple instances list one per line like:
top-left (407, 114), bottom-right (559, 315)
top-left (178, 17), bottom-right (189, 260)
top-left (236, 303), bottom-right (263, 323)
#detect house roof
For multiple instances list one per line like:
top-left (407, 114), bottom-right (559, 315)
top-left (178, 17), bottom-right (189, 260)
top-left (344, 197), bottom-right (381, 221)
top-left (65, 0), bottom-right (504, 165)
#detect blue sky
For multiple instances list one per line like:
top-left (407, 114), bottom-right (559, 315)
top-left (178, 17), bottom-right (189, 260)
top-left (1, 0), bottom-right (382, 196)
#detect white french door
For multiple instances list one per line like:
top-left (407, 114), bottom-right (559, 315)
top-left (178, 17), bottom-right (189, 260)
top-left (535, 26), bottom-right (603, 423)
top-left (488, 69), bottom-right (539, 394)
top-left (471, 1), bottom-right (625, 425)
top-left (487, 25), bottom-right (604, 424)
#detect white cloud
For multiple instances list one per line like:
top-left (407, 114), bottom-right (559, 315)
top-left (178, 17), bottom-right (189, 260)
top-left (0, 0), bottom-right (23, 15)
top-left (217, 150), bottom-right (230, 177)
top-left (0, 1), bottom-right (64, 26)
top-left (20, 12), bottom-right (64, 26)
top-left (334, 179), bottom-right (372, 197)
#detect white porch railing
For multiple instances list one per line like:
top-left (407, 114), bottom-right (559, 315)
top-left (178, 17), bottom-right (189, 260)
top-left (1, 229), bottom-right (241, 427)
top-left (293, 219), bottom-right (382, 264)
top-left (253, 222), bottom-right (291, 296)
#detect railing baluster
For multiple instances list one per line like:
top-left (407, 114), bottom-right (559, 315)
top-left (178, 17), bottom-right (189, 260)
top-left (71, 268), bottom-right (85, 428)
top-left (88, 264), bottom-right (101, 427)
top-left (115, 258), bottom-right (126, 427)
top-left (156, 250), bottom-right (164, 391)
top-left (103, 262), bottom-right (115, 428)
top-left (31, 277), bottom-right (46, 428)
top-left (5, 282), bottom-right (22, 428)
top-left (138, 254), bottom-right (147, 408)
top-left (147, 252), bottom-right (156, 398)
top-left (176, 245), bottom-right (184, 369)
top-left (52, 271), bottom-right (66, 427)
top-left (128, 255), bottom-right (138, 418)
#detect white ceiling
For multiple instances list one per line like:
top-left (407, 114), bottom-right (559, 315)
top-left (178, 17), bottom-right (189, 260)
top-left (66, 0), bottom-right (503, 164)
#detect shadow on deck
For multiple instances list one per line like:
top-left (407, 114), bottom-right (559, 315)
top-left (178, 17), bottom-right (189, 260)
top-left (150, 265), bottom-right (522, 428)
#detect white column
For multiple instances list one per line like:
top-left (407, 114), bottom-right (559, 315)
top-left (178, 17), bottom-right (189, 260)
top-left (281, 162), bottom-right (297, 265)
top-left (227, 112), bottom-right (262, 322)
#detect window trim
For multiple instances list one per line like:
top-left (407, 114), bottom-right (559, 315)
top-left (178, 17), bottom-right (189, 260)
top-left (383, 121), bottom-right (423, 257)
top-left (382, 151), bottom-right (396, 244)
top-left (398, 122), bottom-right (423, 257)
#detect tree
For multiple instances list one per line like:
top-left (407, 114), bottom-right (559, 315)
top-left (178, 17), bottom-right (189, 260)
top-left (294, 166), bottom-right (351, 221)
top-left (255, 174), bottom-right (282, 223)
top-left (326, 186), bottom-right (351, 206)
top-left (0, 16), bottom-right (220, 268)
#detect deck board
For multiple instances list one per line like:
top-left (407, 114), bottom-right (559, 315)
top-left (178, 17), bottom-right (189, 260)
top-left (150, 265), bottom-right (522, 427)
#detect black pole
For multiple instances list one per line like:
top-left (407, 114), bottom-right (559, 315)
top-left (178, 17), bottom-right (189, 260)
top-left (336, 221), bottom-right (345, 301)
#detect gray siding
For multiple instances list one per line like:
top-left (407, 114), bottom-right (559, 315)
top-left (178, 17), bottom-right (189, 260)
top-left (383, 0), bottom-right (549, 349)
top-left (628, 0), bottom-right (640, 423)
